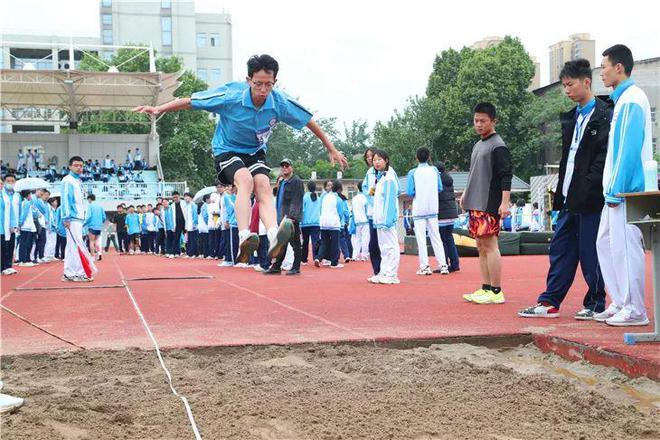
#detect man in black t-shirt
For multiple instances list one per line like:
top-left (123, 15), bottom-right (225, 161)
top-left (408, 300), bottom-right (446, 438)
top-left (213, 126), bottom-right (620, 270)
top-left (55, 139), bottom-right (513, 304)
top-left (114, 204), bottom-right (128, 254)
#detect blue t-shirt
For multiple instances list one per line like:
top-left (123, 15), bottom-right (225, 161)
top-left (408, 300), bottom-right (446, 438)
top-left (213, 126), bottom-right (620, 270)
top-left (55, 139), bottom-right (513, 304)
top-left (126, 213), bottom-right (140, 235)
top-left (190, 82), bottom-right (313, 156)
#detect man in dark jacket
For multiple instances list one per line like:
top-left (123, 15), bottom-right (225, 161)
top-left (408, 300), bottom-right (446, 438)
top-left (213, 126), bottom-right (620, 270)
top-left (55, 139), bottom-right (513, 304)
top-left (265, 159), bottom-right (305, 275)
top-left (436, 161), bottom-right (460, 272)
top-left (519, 59), bottom-right (610, 320)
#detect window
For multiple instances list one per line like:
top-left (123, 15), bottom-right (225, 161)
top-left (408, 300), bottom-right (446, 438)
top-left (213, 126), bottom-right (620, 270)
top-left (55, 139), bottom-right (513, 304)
top-left (161, 0), bottom-right (171, 8)
top-left (196, 33), bottom-right (206, 48)
top-left (161, 17), bottom-right (172, 46)
top-left (102, 51), bottom-right (114, 61)
top-left (197, 69), bottom-right (207, 80)
top-left (101, 0), bottom-right (112, 7)
top-left (652, 107), bottom-right (656, 123)
top-left (102, 14), bottom-right (112, 25)
top-left (103, 29), bottom-right (113, 44)
top-left (210, 33), bottom-right (221, 47)
top-left (210, 68), bottom-right (222, 83)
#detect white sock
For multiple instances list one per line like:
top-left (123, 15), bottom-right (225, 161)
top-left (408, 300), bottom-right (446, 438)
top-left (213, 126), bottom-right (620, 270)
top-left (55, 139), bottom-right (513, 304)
top-left (267, 227), bottom-right (278, 243)
top-left (239, 229), bottom-right (250, 242)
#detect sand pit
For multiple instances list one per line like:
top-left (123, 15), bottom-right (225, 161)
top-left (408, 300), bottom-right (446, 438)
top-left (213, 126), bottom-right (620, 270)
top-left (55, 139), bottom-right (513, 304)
top-left (1, 342), bottom-right (658, 439)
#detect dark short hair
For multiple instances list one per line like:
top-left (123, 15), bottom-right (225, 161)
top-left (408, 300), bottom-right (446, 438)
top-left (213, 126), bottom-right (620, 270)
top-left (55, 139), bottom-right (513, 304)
top-left (602, 44), bottom-right (634, 76)
top-left (202, 194), bottom-right (211, 202)
top-left (87, 194), bottom-right (96, 201)
top-left (184, 192), bottom-right (192, 198)
top-left (247, 54), bottom-right (279, 78)
top-left (69, 156), bottom-right (84, 165)
top-left (473, 102), bottom-right (497, 120)
top-left (332, 180), bottom-right (343, 193)
top-left (20, 190), bottom-right (31, 198)
top-left (436, 161), bottom-right (446, 173)
top-left (4, 174), bottom-right (16, 181)
top-left (171, 191), bottom-right (180, 196)
top-left (416, 147), bottom-right (431, 163)
top-left (560, 58), bottom-right (592, 81)
top-left (116, 204), bottom-right (124, 209)
top-left (128, 205), bottom-right (135, 209)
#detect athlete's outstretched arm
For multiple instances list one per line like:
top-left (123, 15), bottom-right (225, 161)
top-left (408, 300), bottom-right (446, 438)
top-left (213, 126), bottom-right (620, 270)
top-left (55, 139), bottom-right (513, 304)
top-left (132, 98), bottom-right (192, 116)
top-left (306, 119), bottom-right (349, 169)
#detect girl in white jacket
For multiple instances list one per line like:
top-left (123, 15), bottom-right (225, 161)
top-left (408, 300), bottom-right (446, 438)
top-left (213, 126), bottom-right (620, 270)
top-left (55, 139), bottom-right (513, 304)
top-left (369, 150), bottom-right (400, 284)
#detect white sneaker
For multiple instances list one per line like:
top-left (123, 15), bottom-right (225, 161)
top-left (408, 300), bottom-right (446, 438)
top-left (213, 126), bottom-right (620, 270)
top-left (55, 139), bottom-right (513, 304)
top-left (206, 256), bottom-right (213, 260)
top-left (0, 393), bottom-right (24, 413)
top-left (605, 310), bottom-right (650, 327)
top-left (367, 275), bottom-right (381, 284)
top-left (7, 268), bottom-right (18, 275)
top-left (282, 265), bottom-right (293, 271)
top-left (20, 262), bottom-right (35, 267)
top-left (439, 265), bottom-right (450, 275)
top-left (322, 260), bottom-right (331, 266)
top-left (253, 266), bottom-right (266, 272)
top-left (2, 269), bottom-right (13, 276)
top-left (234, 262), bottom-right (250, 268)
top-left (73, 275), bottom-right (94, 283)
top-left (129, 250), bottom-right (135, 255)
top-left (593, 303), bottom-right (622, 322)
top-left (218, 261), bottom-right (234, 267)
top-left (416, 265), bottom-right (432, 276)
top-left (378, 276), bottom-right (400, 285)
top-left (167, 255), bottom-right (175, 259)
top-left (330, 264), bottom-right (344, 269)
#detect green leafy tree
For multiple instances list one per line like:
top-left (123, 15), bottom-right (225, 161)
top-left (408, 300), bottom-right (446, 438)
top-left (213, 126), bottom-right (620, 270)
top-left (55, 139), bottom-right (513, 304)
top-left (374, 36), bottom-right (538, 178)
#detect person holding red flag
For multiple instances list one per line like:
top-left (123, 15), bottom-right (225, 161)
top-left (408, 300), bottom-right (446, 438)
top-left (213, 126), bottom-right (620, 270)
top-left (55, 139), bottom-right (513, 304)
top-left (61, 156), bottom-right (97, 282)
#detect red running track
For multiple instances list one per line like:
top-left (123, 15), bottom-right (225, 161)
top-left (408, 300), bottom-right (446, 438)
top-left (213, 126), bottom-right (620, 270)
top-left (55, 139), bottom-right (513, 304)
top-left (1, 251), bottom-right (657, 378)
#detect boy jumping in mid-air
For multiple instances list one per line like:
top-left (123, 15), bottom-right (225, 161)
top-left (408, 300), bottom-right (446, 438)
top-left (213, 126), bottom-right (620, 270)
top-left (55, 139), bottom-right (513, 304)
top-left (134, 54), bottom-right (348, 263)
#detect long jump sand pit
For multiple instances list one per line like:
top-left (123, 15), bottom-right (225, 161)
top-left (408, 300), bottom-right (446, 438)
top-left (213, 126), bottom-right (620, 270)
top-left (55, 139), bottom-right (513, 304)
top-left (2, 341), bottom-right (658, 439)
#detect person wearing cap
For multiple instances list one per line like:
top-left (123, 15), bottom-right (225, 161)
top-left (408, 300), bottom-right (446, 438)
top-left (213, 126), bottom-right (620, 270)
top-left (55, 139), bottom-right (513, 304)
top-left (264, 159), bottom-right (305, 275)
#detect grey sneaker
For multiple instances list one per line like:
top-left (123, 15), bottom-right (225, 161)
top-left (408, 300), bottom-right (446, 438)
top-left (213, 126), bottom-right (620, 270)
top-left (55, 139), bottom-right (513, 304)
top-left (267, 218), bottom-right (293, 258)
top-left (574, 308), bottom-right (596, 320)
top-left (593, 303), bottom-right (622, 322)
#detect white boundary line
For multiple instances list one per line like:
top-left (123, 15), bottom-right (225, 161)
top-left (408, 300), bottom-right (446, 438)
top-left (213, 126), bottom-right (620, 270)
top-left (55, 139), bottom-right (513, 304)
top-left (194, 268), bottom-right (377, 345)
top-left (1, 262), bottom-right (60, 302)
top-left (113, 259), bottom-right (202, 440)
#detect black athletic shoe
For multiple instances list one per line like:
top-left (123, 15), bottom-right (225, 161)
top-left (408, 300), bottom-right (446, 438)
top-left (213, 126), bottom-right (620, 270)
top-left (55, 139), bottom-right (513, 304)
top-left (268, 217), bottom-right (294, 258)
top-left (286, 269), bottom-right (301, 276)
top-left (263, 266), bottom-right (282, 275)
top-left (236, 232), bottom-right (260, 264)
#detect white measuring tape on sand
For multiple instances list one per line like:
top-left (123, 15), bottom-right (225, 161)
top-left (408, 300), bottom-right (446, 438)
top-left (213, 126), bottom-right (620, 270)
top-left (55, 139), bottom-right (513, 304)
top-left (114, 261), bottom-right (202, 440)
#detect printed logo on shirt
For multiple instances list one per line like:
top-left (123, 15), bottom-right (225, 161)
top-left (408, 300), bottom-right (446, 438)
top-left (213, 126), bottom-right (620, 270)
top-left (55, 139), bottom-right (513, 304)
top-left (256, 124), bottom-right (275, 145)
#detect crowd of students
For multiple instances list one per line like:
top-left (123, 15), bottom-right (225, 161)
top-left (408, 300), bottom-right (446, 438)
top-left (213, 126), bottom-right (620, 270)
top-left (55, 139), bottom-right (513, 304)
top-left (1, 148), bottom-right (150, 183)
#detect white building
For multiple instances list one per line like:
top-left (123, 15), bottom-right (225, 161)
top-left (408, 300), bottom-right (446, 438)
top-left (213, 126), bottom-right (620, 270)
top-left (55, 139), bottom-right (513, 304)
top-left (100, 0), bottom-right (232, 87)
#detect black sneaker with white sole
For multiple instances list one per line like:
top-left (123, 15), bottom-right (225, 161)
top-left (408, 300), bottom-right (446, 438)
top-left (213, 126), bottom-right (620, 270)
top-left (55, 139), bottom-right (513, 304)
top-left (268, 218), bottom-right (294, 258)
top-left (236, 232), bottom-right (260, 264)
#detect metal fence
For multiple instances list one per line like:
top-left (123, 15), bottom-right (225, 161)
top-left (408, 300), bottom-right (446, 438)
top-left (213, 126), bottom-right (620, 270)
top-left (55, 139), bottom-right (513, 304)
top-left (50, 181), bottom-right (187, 200)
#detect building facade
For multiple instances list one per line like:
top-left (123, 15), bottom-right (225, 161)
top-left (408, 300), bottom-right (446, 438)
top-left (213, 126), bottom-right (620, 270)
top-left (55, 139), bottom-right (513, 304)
top-left (99, 0), bottom-right (232, 87)
top-left (549, 33), bottom-right (595, 83)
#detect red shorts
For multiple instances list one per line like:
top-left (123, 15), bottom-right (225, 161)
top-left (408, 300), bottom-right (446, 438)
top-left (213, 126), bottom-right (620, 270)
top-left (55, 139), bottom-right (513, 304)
top-left (468, 210), bottom-right (500, 238)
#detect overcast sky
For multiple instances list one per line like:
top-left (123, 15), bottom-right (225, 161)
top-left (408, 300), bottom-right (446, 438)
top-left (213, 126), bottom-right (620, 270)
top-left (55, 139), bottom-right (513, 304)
top-left (1, 0), bottom-right (657, 128)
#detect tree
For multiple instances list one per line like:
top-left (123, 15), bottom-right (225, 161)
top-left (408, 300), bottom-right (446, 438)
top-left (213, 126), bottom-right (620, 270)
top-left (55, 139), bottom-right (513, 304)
top-left (374, 36), bottom-right (537, 177)
top-left (515, 88), bottom-right (573, 179)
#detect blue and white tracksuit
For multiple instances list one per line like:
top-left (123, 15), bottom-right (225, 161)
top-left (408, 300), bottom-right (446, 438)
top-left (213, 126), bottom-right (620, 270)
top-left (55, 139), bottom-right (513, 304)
top-left (596, 79), bottom-right (653, 319)
top-left (318, 192), bottom-right (347, 266)
top-left (350, 192), bottom-right (370, 260)
top-left (61, 172), bottom-right (93, 277)
top-left (407, 163), bottom-right (446, 269)
top-left (373, 167), bottom-right (400, 278)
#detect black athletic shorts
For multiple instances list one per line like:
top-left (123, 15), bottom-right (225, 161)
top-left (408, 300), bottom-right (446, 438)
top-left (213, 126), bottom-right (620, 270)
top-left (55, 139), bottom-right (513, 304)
top-left (88, 229), bottom-right (101, 236)
top-left (214, 150), bottom-right (271, 185)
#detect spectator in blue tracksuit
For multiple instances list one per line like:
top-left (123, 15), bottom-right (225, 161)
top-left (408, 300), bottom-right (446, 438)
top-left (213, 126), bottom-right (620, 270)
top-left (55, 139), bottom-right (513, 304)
top-left (153, 206), bottom-right (165, 254)
top-left (317, 180), bottom-right (349, 268)
top-left (300, 181), bottom-right (321, 265)
top-left (125, 205), bottom-right (141, 254)
top-left (184, 193), bottom-right (199, 257)
top-left (361, 148), bottom-right (381, 275)
top-left (338, 191), bottom-right (352, 262)
top-left (198, 195), bottom-right (210, 258)
top-left (54, 201), bottom-right (67, 260)
top-left (1, 174), bottom-right (21, 275)
top-left (221, 187), bottom-right (239, 265)
top-left (162, 199), bottom-right (176, 257)
top-left (32, 190), bottom-right (51, 263)
top-left (85, 194), bottom-right (106, 260)
top-left (18, 191), bottom-right (36, 265)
